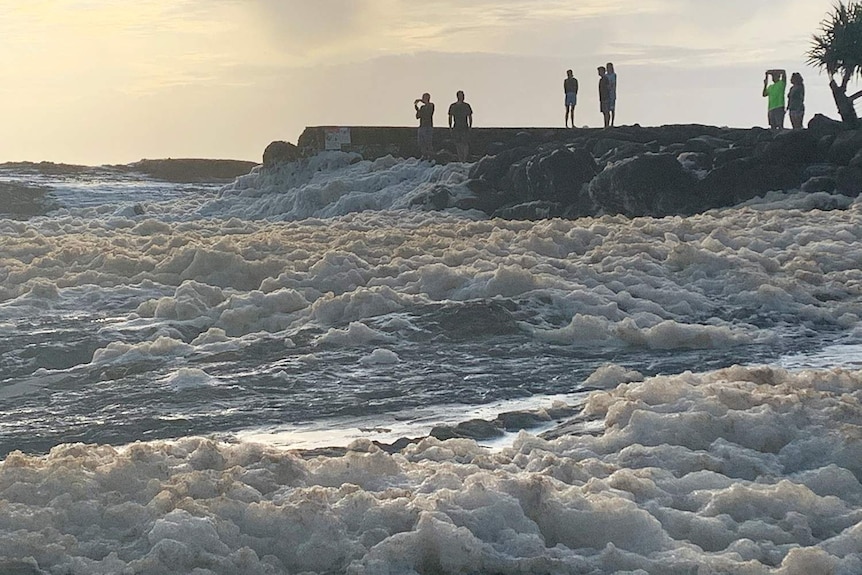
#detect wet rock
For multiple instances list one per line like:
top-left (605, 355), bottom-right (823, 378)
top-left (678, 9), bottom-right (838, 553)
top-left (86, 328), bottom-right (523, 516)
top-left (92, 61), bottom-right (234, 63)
top-left (801, 176), bottom-right (837, 193)
top-left (0, 181), bottom-right (57, 218)
top-left (712, 146), bottom-right (752, 168)
top-left (410, 186), bottom-right (452, 210)
top-left (263, 140), bottom-right (300, 166)
top-left (599, 142), bottom-right (651, 164)
top-left (803, 163), bottom-right (839, 179)
top-left (593, 138), bottom-right (638, 158)
top-left (492, 201), bottom-right (563, 221)
top-left (835, 166), bottom-right (862, 197)
top-left (430, 419), bottom-right (503, 441)
top-left (521, 146), bottom-right (599, 202)
top-left (681, 135), bottom-right (733, 153)
top-left (828, 129), bottom-right (862, 165)
top-left (588, 153), bottom-right (699, 217)
top-left (0, 559), bottom-right (45, 575)
top-left (807, 113), bottom-right (845, 140)
top-left (678, 152), bottom-right (711, 172)
top-left (468, 146), bottom-right (534, 187)
top-left (699, 158), bottom-right (803, 207)
top-left (759, 130), bottom-right (817, 165)
top-left (495, 410), bottom-right (552, 431)
top-left (130, 159), bottom-right (258, 182)
top-left (423, 300), bottom-right (520, 340)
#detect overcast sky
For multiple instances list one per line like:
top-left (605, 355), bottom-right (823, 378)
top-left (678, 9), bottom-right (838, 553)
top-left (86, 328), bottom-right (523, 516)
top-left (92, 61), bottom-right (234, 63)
top-left (0, 0), bottom-right (851, 165)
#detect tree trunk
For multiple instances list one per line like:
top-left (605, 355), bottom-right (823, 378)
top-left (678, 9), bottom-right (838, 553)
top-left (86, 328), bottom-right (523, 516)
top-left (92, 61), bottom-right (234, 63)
top-left (831, 79), bottom-right (860, 128)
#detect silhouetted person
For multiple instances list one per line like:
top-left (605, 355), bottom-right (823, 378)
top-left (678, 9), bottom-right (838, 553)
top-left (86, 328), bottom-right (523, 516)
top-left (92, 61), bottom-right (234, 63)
top-left (414, 93), bottom-right (435, 160)
top-left (787, 72), bottom-right (805, 130)
top-left (564, 69), bottom-right (579, 128)
top-left (763, 69), bottom-right (786, 130)
top-left (605, 62), bottom-right (617, 126)
top-left (448, 90), bottom-right (473, 162)
top-left (598, 66), bottom-right (611, 128)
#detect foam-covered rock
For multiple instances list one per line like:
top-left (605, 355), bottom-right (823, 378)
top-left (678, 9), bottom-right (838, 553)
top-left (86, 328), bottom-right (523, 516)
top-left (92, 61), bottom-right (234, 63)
top-left (588, 153), bottom-right (699, 217)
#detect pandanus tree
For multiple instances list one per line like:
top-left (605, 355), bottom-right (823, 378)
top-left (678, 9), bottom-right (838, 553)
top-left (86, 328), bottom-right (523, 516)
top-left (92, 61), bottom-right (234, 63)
top-left (807, 1), bottom-right (862, 127)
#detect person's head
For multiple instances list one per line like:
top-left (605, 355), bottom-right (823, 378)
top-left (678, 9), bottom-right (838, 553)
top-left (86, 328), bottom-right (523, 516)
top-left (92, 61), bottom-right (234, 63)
top-left (422, 93), bottom-right (431, 103)
top-left (791, 72), bottom-right (804, 85)
top-left (598, 66), bottom-right (606, 76)
top-left (770, 71), bottom-right (781, 83)
top-left (456, 90), bottom-right (465, 102)
top-left (566, 69), bottom-right (573, 78)
top-left (606, 62), bottom-right (614, 73)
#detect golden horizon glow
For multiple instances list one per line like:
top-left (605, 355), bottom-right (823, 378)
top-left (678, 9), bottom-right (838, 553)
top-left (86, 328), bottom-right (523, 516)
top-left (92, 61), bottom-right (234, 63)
top-left (0, 0), bottom-right (845, 165)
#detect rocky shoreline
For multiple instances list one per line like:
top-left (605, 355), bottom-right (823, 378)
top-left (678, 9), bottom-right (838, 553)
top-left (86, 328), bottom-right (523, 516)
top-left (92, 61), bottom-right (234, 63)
top-left (278, 116), bottom-right (862, 221)
top-left (461, 116), bottom-right (862, 219)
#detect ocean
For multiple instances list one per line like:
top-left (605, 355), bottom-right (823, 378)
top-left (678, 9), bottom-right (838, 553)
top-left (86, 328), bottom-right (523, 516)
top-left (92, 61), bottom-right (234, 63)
top-left (0, 151), bottom-right (861, 574)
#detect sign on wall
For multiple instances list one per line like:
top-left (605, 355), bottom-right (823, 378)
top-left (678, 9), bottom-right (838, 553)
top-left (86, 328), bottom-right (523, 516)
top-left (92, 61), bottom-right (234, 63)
top-left (324, 127), bottom-right (352, 150)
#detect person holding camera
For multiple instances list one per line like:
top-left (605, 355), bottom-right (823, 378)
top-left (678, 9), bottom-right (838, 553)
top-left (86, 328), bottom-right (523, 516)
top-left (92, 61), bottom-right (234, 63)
top-left (763, 69), bottom-right (787, 130)
top-left (414, 93), bottom-right (435, 160)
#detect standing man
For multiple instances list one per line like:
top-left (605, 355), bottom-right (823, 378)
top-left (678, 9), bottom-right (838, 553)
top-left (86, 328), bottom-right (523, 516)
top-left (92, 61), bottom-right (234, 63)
top-left (598, 66), bottom-right (611, 128)
top-left (448, 90), bottom-right (473, 162)
top-left (763, 69), bottom-right (787, 130)
top-left (605, 62), bottom-right (617, 127)
top-left (564, 69), bottom-right (579, 128)
top-left (414, 92), bottom-right (435, 160)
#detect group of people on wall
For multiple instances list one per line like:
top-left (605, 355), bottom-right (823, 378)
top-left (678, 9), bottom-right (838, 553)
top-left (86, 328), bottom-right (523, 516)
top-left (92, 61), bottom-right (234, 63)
top-left (763, 69), bottom-right (806, 130)
top-left (565, 63), bottom-right (617, 129)
top-left (412, 64), bottom-right (807, 163)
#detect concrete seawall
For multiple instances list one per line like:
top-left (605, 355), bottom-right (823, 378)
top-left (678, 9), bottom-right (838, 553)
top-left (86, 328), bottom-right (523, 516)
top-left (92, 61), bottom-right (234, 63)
top-left (295, 124), bottom-right (744, 162)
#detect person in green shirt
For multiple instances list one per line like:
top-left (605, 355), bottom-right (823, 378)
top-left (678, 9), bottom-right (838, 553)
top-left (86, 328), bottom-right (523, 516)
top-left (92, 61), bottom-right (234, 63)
top-left (762, 69), bottom-right (787, 130)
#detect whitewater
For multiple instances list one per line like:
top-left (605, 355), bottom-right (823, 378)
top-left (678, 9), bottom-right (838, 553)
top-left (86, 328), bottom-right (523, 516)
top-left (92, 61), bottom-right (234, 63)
top-left (1, 151), bottom-right (862, 574)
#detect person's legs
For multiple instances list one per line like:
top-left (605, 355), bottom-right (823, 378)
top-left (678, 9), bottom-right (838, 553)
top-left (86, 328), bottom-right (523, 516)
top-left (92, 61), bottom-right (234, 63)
top-left (609, 100), bottom-right (616, 126)
top-left (418, 127), bottom-right (433, 159)
top-left (768, 108), bottom-right (786, 130)
top-left (456, 143), bottom-right (468, 162)
top-left (767, 108), bottom-right (778, 129)
top-left (454, 129), bottom-right (470, 161)
top-left (790, 111), bottom-right (804, 130)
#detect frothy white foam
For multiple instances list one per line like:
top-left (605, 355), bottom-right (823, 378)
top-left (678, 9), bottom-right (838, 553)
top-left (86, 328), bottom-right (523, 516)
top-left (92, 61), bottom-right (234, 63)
top-left (0, 366), bottom-right (860, 574)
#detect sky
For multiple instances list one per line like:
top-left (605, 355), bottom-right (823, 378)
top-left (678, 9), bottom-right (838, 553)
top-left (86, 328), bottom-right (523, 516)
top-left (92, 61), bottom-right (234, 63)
top-left (0, 0), bottom-right (853, 165)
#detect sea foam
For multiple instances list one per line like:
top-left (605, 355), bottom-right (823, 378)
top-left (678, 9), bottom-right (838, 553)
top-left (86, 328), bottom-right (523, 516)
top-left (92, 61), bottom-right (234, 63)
top-left (0, 366), bottom-right (860, 574)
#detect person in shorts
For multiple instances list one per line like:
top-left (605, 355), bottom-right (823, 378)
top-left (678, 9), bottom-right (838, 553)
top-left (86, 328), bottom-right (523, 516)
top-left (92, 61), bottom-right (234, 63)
top-left (598, 66), bottom-right (611, 128)
top-left (605, 62), bottom-right (617, 126)
top-left (564, 69), bottom-right (579, 128)
top-left (414, 93), bottom-right (435, 160)
top-left (762, 69), bottom-right (787, 130)
top-left (448, 90), bottom-right (473, 162)
top-left (787, 72), bottom-right (805, 130)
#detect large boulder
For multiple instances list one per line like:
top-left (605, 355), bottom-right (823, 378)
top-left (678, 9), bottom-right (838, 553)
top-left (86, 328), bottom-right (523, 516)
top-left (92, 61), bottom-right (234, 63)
top-left (835, 166), bottom-right (862, 197)
top-left (758, 130), bottom-right (817, 165)
top-left (828, 130), bottom-right (862, 165)
top-left (699, 158), bottom-right (803, 207)
top-left (519, 146), bottom-right (599, 203)
top-left (713, 146), bottom-right (753, 168)
top-left (263, 141), bottom-right (300, 166)
top-left (807, 113), bottom-right (845, 140)
top-left (468, 146), bottom-right (535, 187)
top-left (587, 153), bottom-right (698, 217)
